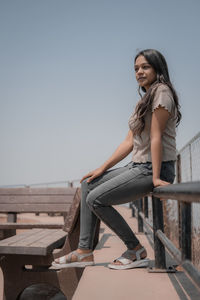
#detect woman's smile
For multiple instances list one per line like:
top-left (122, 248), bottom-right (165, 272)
top-left (137, 77), bottom-right (146, 81)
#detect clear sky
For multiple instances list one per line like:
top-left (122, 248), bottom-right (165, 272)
top-left (1, 0), bottom-right (200, 186)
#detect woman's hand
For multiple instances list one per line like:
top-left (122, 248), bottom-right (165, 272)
top-left (153, 178), bottom-right (170, 187)
top-left (80, 130), bottom-right (133, 184)
top-left (80, 167), bottom-right (105, 184)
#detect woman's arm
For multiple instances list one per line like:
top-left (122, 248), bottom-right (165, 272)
top-left (80, 129), bottom-right (134, 183)
top-left (150, 106), bottom-right (170, 187)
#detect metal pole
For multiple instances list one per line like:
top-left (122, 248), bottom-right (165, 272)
top-left (189, 143), bottom-right (193, 181)
top-left (131, 202), bottom-right (135, 217)
top-left (144, 196), bottom-right (148, 218)
top-left (137, 199), bottom-right (143, 232)
top-left (176, 153), bottom-right (182, 249)
top-left (68, 181), bottom-right (73, 187)
top-left (180, 202), bottom-right (191, 260)
top-left (152, 196), bottom-right (166, 269)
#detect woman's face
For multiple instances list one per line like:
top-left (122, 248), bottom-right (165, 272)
top-left (134, 55), bottom-right (157, 91)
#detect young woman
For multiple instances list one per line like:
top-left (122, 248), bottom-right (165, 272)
top-left (52, 49), bottom-right (181, 270)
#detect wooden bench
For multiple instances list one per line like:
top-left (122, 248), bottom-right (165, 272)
top-left (0, 187), bottom-right (77, 240)
top-left (0, 187), bottom-right (101, 300)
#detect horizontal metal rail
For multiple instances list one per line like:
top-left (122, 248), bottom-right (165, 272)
top-left (156, 229), bottom-right (181, 263)
top-left (178, 131), bottom-right (200, 153)
top-left (130, 181), bottom-right (200, 289)
top-left (182, 260), bottom-right (200, 288)
top-left (152, 181), bottom-right (200, 203)
top-left (156, 230), bottom-right (200, 287)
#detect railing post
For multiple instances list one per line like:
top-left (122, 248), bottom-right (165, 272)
top-left (130, 202), bottom-right (135, 217)
top-left (152, 196), bottom-right (166, 269)
top-left (144, 196), bottom-right (148, 218)
top-left (180, 202), bottom-right (191, 260)
top-left (176, 153), bottom-right (182, 249)
top-left (137, 199), bottom-right (143, 232)
top-left (176, 153), bottom-right (181, 183)
top-left (68, 181), bottom-right (73, 187)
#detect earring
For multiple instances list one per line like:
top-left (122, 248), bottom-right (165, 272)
top-left (157, 74), bottom-right (160, 82)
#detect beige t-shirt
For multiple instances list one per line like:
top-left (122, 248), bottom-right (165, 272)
top-left (128, 84), bottom-right (177, 162)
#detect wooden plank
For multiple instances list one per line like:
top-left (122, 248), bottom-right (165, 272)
top-left (0, 195), bottom-right (75, 204)
top-left (12, 229), bottom-right (57, 247)
top-left (0, 187), bottom-right (76, 195)
top-left (0, 229), bottom-right (43, 246)
top-left (0, 203), bottom-right (71, 213)
top-left (0, 230), bottom-right (50, 255)
top-left (0, 229), bottom-right (67, 255)
top-left (0, 223), bottom-right (63, 229)
top-left (32, 230), bottom-right (66, 246)
top-left (27, 229), bottom-right (67, 255)
top-left (33, 230), bottom-right (67, 247)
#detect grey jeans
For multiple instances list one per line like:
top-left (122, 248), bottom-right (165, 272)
top-left (78, 161), bottom-right (175, 250)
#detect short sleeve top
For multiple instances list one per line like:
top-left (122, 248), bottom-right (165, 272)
top-left (128, 84), bottom-right (177, 162)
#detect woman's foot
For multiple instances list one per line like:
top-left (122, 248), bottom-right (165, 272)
top-left (51, 248), bottom-right (94, 269)
top-left (108, 244), bottom-right (149, 270)
top-left (113, 244), bottom-right (147, 265)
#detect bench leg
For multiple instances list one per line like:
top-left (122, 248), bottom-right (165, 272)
top-left (0, 254), bottom-right (83, 300)
top-left (53, 216), bottom-right (81, 260)
top-left (0, 213), bottom-right (17, 240)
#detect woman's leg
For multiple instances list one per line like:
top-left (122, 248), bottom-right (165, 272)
top-left (78, 162), bottom-right (134, 249)
top-left (52, 161), bottom-right (174, 267)
top-left (52, 162), bottom-right (136, 266)
top-left (86, 163), bottom-right (153, 250)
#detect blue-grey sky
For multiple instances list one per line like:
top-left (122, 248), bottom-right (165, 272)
top-left (1, 0), bottom-right (200, 186)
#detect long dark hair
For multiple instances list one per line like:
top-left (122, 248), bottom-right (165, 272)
top-left (130, 49), bottom-right (181, 137)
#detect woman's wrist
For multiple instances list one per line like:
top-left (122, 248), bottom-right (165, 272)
top-left (100, 164), bottom-right (108, 173)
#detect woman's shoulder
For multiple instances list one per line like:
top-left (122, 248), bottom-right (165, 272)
top-left (152, 83), bottom-right (175, 114)
top-left (154, 83), bottom-right (173, 96)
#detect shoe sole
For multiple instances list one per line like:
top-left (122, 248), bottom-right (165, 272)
top-left (51, 261), bottom-right (95, 269)
top-left (108, 259), bottom-right (150, 270)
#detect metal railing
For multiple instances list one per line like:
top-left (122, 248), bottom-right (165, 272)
top-left (134, 132), bottom-right (200, 275)
top-left (177, 132), bottom-right (200, 271)
top-left (178, 132), bottom-right (200, 182)
top-left (0, 179), bottom-right (81, 188)
top-left (131, 181), bottom-right (200, 288)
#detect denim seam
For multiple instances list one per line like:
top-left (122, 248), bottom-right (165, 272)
top-left (91, 206), bottom-right (139, 248)
top-left (94, 172), bottom-right (149, 203)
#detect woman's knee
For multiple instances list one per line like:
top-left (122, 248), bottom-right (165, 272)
top-left (86, 194), bottom-right (95, 210)
top-left (86, 193), bottom-right (103, 211)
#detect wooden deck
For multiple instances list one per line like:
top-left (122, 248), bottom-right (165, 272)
top-left (1, 206), bottom-right (199, 300)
